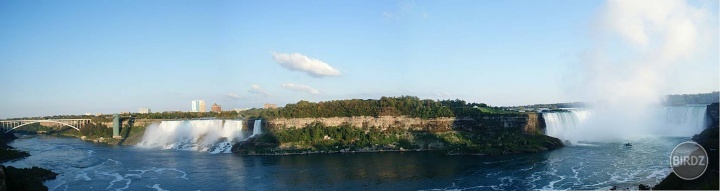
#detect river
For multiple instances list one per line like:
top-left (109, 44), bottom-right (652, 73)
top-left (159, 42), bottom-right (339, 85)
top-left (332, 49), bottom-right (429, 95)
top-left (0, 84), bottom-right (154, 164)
top-left (3, 135), bottom-right (688, 190)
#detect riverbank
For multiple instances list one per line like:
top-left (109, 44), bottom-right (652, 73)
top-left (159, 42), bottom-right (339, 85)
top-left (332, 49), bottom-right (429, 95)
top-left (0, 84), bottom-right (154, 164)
top-left (17, 123), bottom-right (148, 146)
top-left (0, 133), bottom-right (58, 191)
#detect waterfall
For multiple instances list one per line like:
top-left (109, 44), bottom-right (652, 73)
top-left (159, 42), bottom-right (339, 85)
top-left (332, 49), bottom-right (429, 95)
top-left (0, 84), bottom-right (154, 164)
top-left (542, 109), bottom-right (591, 142)
top-left (138, 120), bottom-right (244, 153)
top-left (655, 105), bottom-right (709, 137)
top-left (542, 106), bottom-right (709, 142)
top-left (252, 119), bottom-right (262, 137)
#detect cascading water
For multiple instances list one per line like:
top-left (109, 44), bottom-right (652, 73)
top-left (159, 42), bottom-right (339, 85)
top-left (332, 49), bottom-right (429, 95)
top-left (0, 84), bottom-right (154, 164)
top-left (138, 120), bottom-right (244, 153)
top-left (654, 105), bottom-right (709, 137)
top-left (542, 106), bottom-right (709, 143)
top-left (252, 119), bottom-right (262, 137)
top-left (542, 109), bottom-right (591, 143)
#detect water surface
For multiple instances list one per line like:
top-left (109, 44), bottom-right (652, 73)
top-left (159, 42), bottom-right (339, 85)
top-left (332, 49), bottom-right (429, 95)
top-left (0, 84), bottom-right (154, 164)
top-left (4, 135), bottom-right (687, 190)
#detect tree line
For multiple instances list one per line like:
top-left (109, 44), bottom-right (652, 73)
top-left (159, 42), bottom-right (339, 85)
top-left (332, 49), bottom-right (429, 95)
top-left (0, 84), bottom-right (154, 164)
top-left (241, 96), bottom-right (502, 119)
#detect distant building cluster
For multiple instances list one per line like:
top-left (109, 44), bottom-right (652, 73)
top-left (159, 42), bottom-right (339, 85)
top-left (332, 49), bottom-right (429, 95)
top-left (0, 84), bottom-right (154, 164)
top-left (191, 100), bottom-right (206, 112)
top-left (138, 108), bottom-right (151, 114)
top-left (264, 103), bottom-right (277, 109)
top-left (182, 100), bottom-right (277, 113)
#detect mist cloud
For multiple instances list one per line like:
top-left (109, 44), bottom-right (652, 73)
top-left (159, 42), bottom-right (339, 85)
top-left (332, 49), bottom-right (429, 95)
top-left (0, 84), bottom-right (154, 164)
top-left (272, 52), bottom-right (341, 78)
top-left (564, 0), bottom-right (715, 142)
top-left (282, 83), bottom-right (322, 95)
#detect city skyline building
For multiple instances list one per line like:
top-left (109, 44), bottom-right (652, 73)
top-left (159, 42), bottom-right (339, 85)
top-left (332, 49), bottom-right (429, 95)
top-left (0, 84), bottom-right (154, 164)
top-left (211, 103), bottom-right (221, 113)
top-left (138, 108), bottom-right (151, 114)
top-left (191, 100), bottom-right (206, 112)
top-left (263, 103), bottom-right (277, 109)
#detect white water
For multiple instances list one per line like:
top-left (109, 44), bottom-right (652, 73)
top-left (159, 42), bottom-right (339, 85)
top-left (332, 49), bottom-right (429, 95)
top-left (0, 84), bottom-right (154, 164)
top-left (543, 106), bottom-right (709, 143)
top-left (654, 106), bottom-right (710, 136)
top-left (138, 120), bottom-right (245, 153)
top-left (252, 119), bottom-right (262, 137)
top-left (543, 109), bottom-right (591, 143)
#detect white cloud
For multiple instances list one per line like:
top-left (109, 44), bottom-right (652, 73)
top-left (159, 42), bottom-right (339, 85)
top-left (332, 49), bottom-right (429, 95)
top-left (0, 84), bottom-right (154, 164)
top-left (281, 83), bottom-right (322, 95)
top-left (383, 0), bottom-right (428, 20)
top-left (226, 93), bottom-right (244, 100)
top-left (272, 52), bottom-right (341, 78)
top-left (248, 84), bottom-right (272, 97)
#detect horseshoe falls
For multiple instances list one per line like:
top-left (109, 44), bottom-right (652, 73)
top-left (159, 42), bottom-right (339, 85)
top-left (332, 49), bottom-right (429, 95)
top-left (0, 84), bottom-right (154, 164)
top-left (543, 106), bottom-right (709, 142)
top-left (542, 109), bottom-right (591, 143)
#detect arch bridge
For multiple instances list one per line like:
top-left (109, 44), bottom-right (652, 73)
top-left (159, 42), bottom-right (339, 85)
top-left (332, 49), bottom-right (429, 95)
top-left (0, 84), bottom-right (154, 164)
top-left (0, 119), bottom-right (92, 133)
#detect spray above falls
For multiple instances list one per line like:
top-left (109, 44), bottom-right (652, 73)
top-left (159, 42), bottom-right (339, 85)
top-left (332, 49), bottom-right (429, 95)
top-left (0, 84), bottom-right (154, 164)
top-left (138, 119), bottom-right (262, 153)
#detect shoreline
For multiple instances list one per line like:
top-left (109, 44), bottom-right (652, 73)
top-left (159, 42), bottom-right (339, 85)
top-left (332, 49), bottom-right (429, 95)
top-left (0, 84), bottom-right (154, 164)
top-left (0, 133), bottom-right (58, 191)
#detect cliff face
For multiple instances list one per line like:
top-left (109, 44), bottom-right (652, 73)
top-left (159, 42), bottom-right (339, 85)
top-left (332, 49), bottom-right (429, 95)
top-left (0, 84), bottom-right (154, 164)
top-left (267, 113), bottom-right (545, 134)
top-left (708, 103), bottom-right (718, 128)
top-left (524, 113), bottom-right (542, 134)
top-left (268, 116), bottom-right (455, 131)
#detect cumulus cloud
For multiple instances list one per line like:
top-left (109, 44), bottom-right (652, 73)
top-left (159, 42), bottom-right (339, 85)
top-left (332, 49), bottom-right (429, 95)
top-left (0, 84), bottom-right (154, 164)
top-left (281, 83), bottom-right (322, 95)
top-left (226, 93), bottom-right (244, 100)
top-left (272, 52), bottom-right (341, 78)
top-left (248, 84), bottom-right (272, 97)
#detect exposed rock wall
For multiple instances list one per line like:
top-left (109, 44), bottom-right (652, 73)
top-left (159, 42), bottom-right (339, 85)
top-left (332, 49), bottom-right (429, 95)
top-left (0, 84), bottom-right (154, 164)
top-left (267, 113), bottom-right (544, 134)
top-left (708, 103), bottom-right (719, 128)
top-left (268, 116), bottom-right (455, 131)
top-left (524, 113), bottom-right (542, 134)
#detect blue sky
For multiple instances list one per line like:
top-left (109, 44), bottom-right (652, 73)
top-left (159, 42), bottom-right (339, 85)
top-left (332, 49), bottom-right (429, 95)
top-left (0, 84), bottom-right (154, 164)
top-left (0, 0), bottom-right (717, 118)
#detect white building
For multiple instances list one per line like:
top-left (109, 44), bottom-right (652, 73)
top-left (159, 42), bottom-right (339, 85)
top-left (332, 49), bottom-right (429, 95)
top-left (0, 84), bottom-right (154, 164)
top-left (138, 108), bottom-right (151, 114)
top-left (191, 100), bottom-right (206, 112)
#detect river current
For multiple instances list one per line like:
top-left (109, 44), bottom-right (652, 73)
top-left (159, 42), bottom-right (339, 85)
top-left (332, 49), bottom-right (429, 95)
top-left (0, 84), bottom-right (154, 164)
top-left (4, 135), bottom-right (688, 190)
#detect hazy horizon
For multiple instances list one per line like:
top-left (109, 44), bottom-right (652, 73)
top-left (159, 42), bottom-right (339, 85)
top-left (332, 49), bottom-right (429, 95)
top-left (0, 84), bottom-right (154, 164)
top-left (1, 0), bottom-right (717, 119)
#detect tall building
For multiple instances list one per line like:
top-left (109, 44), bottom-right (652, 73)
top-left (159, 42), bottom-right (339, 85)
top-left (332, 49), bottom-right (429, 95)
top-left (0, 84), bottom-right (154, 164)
top-left (211, 103), bottom-right (221, 113)
top-left (138, 108), bottom-right (151, 114)
top-left (191, 100), bottom-right (206, 112)
top-left (263, 103), bottom-right (277, 109)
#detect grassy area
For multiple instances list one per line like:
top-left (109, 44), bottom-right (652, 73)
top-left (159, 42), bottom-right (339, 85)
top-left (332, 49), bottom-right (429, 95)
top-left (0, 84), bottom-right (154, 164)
top-left (476, 107), bottom-right (517, 114)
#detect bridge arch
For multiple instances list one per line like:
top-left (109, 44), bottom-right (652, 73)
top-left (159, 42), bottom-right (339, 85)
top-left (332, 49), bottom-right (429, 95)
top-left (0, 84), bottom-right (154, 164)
top-left (6, 120), bottom-right (82, 133)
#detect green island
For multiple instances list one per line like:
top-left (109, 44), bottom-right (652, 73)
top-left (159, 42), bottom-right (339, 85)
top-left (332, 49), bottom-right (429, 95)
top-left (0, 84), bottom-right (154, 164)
top-left (232, 96), bottom-right (563, 155)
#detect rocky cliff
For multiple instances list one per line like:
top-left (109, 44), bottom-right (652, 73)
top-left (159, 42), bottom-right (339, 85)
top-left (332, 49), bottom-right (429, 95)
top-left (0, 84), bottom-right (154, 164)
top-left (268, 116), bottom-right (455, 131)
top-left (267, 113), bottom-right (545, 134)
top-left (708, 102), bottom-right (718, 128)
